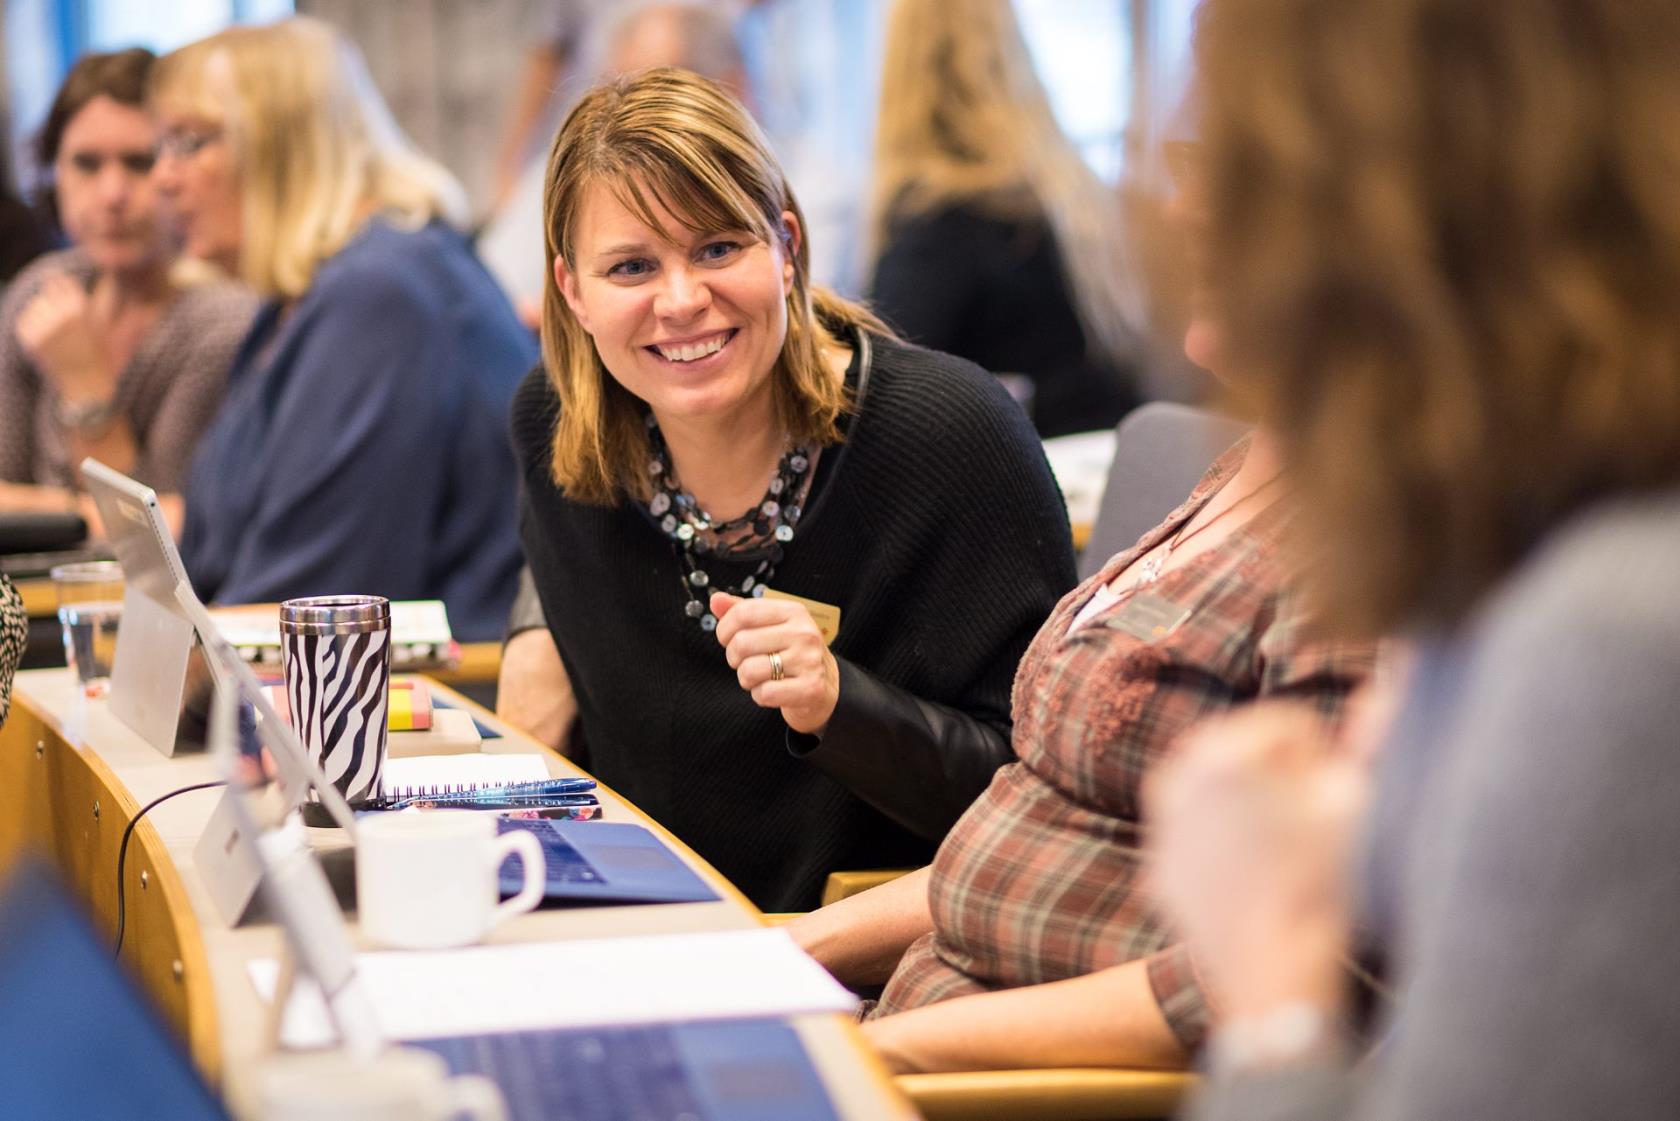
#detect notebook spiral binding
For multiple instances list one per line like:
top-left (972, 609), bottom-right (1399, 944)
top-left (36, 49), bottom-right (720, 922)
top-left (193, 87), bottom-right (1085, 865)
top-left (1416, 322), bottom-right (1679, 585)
top-left (378, 776), bottom-right (596, 801)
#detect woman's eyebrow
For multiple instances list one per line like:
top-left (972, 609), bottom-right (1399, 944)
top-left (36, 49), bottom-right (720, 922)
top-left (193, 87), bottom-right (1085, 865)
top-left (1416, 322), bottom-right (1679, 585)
top-left (597, 241), bottom-right (650, 257)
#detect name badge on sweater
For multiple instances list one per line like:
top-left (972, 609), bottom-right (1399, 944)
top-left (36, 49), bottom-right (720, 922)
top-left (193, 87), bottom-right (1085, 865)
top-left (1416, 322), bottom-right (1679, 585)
top-left (762, 588), bottom-right (842, 646)
top-left (1110, 593), bottom-right (1191, 642)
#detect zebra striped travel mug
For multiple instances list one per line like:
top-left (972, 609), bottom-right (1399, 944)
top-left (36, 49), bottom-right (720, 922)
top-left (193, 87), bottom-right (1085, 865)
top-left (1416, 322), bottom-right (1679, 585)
top-left (279, 595), bottom-right (391, 820)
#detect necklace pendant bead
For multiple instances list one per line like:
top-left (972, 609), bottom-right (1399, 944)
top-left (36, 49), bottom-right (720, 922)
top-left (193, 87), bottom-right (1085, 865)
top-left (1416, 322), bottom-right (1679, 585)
top-left (1137, 554), bottom-right (1164, 585)
top-left (644, 410), bottom-right (815, 629)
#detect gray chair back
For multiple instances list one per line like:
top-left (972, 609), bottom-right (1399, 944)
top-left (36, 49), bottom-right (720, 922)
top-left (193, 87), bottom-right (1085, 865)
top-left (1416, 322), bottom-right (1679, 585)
top-left (1079, 401), bottom-right (1249, 579)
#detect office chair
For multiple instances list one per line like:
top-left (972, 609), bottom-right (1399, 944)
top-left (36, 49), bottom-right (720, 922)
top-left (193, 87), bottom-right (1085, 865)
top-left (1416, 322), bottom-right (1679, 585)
top-left (1079, 402), bottom-right (1248, 580)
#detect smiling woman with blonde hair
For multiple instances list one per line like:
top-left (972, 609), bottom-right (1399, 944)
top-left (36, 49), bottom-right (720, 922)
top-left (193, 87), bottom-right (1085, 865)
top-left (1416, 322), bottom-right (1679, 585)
top-left (151, 18), bottom-right (466, 299)
top-left (149, 18), bottom-right (535, 641)
top-left (512, 67), bottom-right (1075, 911)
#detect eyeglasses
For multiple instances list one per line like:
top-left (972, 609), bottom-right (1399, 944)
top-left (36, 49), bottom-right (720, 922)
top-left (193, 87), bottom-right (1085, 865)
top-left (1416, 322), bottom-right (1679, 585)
top-left (155, 127), bottom-right (223, 160)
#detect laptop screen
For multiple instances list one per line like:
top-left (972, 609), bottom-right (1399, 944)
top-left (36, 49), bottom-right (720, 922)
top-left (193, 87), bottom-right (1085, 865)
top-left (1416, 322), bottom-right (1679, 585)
top-left (0, 860), bottom-right (232, 1121)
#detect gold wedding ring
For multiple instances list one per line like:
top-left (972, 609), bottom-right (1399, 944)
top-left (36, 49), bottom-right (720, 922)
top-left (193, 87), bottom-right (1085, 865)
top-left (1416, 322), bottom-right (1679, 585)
top-left (769, 651), bottom-right (785, 682)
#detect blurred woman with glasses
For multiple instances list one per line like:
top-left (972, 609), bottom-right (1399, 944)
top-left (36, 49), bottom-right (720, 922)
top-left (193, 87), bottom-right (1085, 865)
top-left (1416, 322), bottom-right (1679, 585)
top-left (151, 19), bottom-right (535, 640)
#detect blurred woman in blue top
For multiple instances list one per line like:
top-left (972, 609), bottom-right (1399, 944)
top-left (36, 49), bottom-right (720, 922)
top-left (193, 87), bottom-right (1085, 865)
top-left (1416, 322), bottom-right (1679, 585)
top-left (152, 19), bottom-right (533, 640)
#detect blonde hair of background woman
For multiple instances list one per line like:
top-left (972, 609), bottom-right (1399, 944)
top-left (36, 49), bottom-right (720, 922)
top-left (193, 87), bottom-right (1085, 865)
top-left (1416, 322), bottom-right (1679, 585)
top-left (870, 0), bottom-right (1142, 369)
top-left (540, 67), bottom-right (892, 506)
top-left (151, 17), bottom-right (467, 300)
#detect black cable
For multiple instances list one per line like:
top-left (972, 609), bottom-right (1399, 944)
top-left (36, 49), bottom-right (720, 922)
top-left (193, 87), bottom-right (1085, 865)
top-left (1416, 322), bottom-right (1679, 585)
top-left (113, 780), bottom-right (226, 959)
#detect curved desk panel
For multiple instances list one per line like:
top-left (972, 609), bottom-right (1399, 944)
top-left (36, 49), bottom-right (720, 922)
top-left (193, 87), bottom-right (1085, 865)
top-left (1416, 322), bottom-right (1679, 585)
top-left (0, 690), bottom-right (220, 1082)
top-left (0, 669), bottom-right (914, 1120)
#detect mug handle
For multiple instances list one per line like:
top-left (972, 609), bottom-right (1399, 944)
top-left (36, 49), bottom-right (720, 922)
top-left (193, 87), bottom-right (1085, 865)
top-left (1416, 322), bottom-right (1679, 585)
top-left (442, 1072), bottom-right (508, 1121)
top-left (488, 829), bottom-right (546, 929)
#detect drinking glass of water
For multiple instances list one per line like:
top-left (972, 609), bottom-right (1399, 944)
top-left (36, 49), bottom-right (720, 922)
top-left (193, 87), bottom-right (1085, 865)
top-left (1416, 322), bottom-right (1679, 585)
top-left (51, 561), bottom-right (124, 696)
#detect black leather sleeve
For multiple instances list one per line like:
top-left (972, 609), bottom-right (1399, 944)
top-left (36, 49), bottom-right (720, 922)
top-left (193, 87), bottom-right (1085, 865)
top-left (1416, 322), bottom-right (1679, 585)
top-left (786, 656), bottom-right (1015, 841)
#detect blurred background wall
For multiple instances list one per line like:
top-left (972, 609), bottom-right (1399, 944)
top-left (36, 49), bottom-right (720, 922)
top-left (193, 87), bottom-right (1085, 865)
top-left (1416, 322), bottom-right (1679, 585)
top-left (2, 0), bottom-right (1207, 401)
top-left (4, 0), bottom-right (1198, 219)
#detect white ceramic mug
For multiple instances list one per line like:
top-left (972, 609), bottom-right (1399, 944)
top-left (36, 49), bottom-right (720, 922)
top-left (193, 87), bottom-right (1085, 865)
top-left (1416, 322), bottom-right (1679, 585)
top-left (253, 1045), bottom-right (507, 1121)
top-left (356, 811), bottom-right (545, 950)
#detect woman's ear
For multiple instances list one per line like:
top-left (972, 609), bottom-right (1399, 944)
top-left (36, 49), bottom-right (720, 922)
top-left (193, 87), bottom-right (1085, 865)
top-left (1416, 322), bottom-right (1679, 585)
top-left (778, 210), bottom-right (802, 286)
top-left (553, 256), bottom-right (592, 333)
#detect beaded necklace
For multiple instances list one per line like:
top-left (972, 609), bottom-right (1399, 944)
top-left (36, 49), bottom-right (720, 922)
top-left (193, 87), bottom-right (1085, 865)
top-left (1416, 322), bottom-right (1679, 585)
top-left (643, 412), bottom-right (816, 632)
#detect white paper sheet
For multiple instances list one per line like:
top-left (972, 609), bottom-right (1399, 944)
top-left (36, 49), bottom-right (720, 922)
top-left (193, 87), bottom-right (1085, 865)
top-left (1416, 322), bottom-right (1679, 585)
top-left (209, 601), bottom-right (455, 648)
top-left (1041, 427), bottom-right (1119, 530)
top-left (249, 928), bottom-right (858, 1047)
top-left (379, 753), bottom-right (549, 792)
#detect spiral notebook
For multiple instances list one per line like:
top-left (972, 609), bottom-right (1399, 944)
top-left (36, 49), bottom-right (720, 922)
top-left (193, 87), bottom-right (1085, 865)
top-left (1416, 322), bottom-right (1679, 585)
top-left (379, 753), bottom-right (550, 791)
top-left (366, 777), bottom-right (600, 813)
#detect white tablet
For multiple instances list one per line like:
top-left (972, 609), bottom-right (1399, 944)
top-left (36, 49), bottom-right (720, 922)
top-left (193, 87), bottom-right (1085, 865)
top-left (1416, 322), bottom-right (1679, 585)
top-left (81, 458), bottom-right (199, 756)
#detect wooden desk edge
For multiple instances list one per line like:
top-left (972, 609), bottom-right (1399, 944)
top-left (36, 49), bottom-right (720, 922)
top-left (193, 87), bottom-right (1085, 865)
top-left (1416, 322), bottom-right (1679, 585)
top-left (15, 576), bottom-right (55, 617)
top-left (0, 689), bottom-right (222, 1085)
top-left (897, 1067), bottom-right (1194, 1121)
top-left (427, 641), bottom-right (500, 687)
top-left (834, 1015), bottom-right (923, 1116)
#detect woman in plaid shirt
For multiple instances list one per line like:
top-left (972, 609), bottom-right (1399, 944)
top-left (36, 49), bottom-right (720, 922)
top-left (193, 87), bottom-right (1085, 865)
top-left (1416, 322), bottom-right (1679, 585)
top-left (786, 172), bottom-right (1376, 1071)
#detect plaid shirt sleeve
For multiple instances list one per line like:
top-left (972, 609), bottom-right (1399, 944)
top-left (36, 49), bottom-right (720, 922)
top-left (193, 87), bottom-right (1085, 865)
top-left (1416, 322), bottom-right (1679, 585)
top-left (1147, 943), bottom-right (1219, 1051)
top-left (1258, 580), bottom-right (1379, 733)
top-left (1144, 584), bottom-right (1376, 1052)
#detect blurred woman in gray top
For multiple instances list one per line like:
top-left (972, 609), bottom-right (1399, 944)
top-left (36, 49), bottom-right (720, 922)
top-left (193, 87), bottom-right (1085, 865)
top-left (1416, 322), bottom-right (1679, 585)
top-left (1145, 2), bottom-right (1680, 1119)
top-left (0, 49), bottom-right (253, 526)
